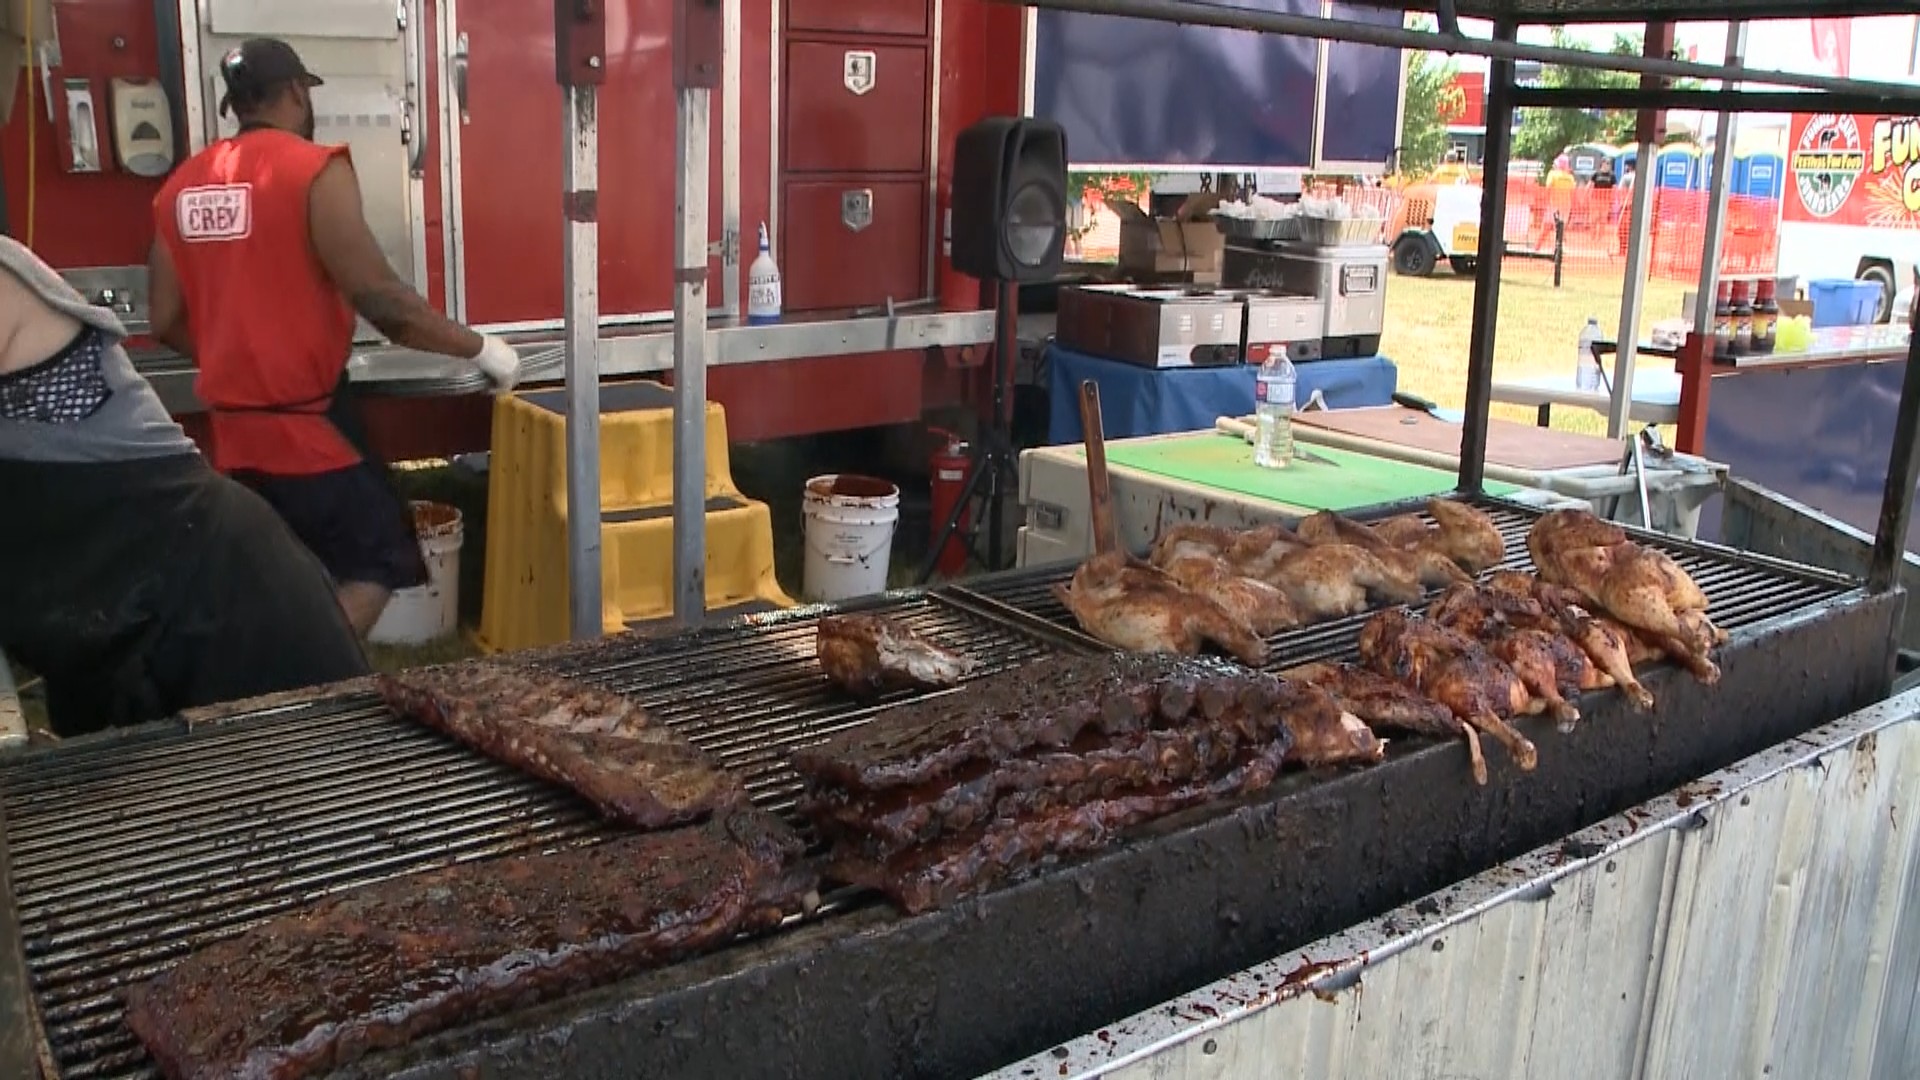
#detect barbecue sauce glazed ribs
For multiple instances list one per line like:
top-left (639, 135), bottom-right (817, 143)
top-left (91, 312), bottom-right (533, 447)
top-left (122, 810), bottom-right (815, 1080)
top-left (378, 661), bottom-right (743, 829)
top-left (791, 653), bottom-right (1304, 913)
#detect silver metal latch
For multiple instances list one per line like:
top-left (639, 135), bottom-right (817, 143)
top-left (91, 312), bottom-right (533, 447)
top-left (842, 189), bottom-right (874, 232)
top-left (709, 227), bottom-right (740, 266)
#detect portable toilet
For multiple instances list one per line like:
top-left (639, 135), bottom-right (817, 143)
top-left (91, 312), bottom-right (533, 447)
top-left (1734, 151), bottom-right (1784, 199)
top-left (1656, 145), bottom-right (1701, 189)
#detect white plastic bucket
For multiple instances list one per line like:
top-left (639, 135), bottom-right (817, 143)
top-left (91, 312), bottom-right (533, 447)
top-left (369, 501), bottom-right (464, 645)
top-left (802, 474), bottom-right (901, 603)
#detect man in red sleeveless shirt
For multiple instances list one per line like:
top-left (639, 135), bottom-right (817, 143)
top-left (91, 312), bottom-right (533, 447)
top-left (147, 39), bottom-right (520, 636)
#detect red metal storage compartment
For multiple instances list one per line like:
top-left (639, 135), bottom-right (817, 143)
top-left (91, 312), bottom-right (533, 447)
top-left (784, 42), bottom-right (929, 174)
top-left (786, 0), bottom-right (929, 39)
top-left (781, 179), bottom-right (926, 310)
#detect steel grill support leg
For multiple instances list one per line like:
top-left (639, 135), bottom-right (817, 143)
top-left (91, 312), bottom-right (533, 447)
top-left (674, 0), bottom-right (723, 626)
top-left (563, 86), bottom-right (605, 642)
top-left (1612, 22), bottom-right (1681, 442)
top-left (1457, 20), bottom-right (1516, 495)
top-left (674, 90), bottom-right (713, 626)
top-left (1870, 328), bottom-right (1920, 594)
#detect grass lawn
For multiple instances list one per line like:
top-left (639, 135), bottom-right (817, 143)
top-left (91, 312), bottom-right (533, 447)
top-left (1383, 260), bottom-right (1688, 438)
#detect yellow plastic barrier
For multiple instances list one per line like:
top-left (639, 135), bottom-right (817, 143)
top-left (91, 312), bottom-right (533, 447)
top-left (477, 383), bottom-right (793, 652)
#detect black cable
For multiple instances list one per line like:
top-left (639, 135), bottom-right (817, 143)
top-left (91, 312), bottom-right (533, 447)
top-left (152, 0), bottom-right (189, 168)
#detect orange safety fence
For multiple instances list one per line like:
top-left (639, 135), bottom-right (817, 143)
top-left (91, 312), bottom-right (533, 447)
top-left (1497, 179), bottom-right (1780, 282)
top-left (1070, 178), bottom-right (1783, 283)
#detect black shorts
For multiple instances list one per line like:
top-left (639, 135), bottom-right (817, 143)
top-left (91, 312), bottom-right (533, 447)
top-left (233, 463), bottom-right (429, 592)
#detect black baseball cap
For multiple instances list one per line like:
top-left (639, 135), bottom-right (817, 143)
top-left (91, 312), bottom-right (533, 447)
top-left (218, 38), bottom-right (323, 116)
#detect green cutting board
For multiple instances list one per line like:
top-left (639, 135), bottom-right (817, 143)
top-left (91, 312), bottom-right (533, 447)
top-left (1096, 433), bottom-right (1517, 512)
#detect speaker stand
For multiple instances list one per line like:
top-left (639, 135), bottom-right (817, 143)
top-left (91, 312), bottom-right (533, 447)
top-left (920, 281), bottom-right (1023, 584)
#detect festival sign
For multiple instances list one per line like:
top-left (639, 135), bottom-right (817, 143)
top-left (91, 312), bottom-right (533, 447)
top-left (1785, 112), bottom-right (1920, 228)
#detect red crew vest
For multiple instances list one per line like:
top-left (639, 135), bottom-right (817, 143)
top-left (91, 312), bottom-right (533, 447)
top-left (154, 130), bottom-right (359, 476)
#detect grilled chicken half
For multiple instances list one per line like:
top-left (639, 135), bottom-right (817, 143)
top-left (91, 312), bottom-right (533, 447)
top-left (1527, 510), bottom-right (1726, 683)
top-left (1288, 661), bottom-right (1488, 784)
top-left (1426, 499), bottom-right (1508, 574)
top-left (1262, 543), bottom-right (1425, 620)
top-left (1296, 510), bottom-right (1471, 590)
top-left (1358, 610), bottom-right (1539, 773)
top-left (1053, 552), bottom-right (1268, 666)
top-left (1482, 571), bottom-right (1656, 710)
top-left (817, 614), bottom-right (979, 698)
top-left (1427, 582), bottom-right (1611, 729)
top-left (1159, 554), bottom-right (1303, 635)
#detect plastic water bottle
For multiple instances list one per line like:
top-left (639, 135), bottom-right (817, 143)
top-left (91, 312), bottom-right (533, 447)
top-left (1253, 346), bottom-right (1297, 469)
top-left (1575, 316), bottom-right (1603, 392)
top-left (747, 222), bottom-right (782, 325)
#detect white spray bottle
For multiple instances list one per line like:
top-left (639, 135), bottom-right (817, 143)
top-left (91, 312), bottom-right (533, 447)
top-left (747, 222), bottom-right (782, 325)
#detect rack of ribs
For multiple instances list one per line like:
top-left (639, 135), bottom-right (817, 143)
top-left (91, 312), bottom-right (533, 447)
top-left (790, 653), bottom-right (1308, 913)
top-left (379, 661), bottom-right (743, 830)
top-left (123, 810), bottom-right (816, 1080)
top-left (816, 613), bottom-right (979, 697)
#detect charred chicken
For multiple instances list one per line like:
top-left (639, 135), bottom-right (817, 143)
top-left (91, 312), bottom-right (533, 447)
top-left (1288, 661), bottom-right (1488, 784)
top-left (816, 613), bottom-right (979, 698)
top-left (1357, 610), bottom-right (1539, 773)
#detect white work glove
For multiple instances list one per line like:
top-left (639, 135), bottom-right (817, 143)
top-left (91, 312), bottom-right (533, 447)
top-left (471, 334), bottom-right (522, 393)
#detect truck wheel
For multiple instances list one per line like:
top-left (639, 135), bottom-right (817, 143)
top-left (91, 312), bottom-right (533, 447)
top-left (1449, 256), bottom-right (1477, 275)
top-left (1859, 262), bottom-right (1897, 323)
top-left (1393, 236), bottom-right (1437, 277)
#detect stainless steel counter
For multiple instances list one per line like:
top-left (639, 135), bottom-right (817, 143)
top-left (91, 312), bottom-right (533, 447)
top-left (1716, 325), bottom-right (1911, 369)
top-left (137, 308), bottom-right (998, 413)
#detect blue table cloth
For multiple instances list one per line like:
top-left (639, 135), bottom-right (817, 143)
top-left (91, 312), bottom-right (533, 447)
top-left (1046, 346), bottom-right (1398, 444)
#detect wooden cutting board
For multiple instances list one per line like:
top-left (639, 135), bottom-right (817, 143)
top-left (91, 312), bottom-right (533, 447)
top-left (1293, 406), bottom-right (1626, 472)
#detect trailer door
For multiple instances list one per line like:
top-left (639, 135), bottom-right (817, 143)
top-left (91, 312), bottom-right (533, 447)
top-left (189, 0), bottom-right (425, 335)
top-left (445, 0), bottom-right (723, 330)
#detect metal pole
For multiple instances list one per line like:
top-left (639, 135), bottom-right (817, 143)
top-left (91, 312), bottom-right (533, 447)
top-left (1552, 214), bottom-right (1563, 289)
top-left (1608, 24), bottom-right (1676, 442)
top-left (673, 86), bottom-right (712, 625)
top-left (563, 85), bottom-right (604, 641)
top-left (1458, 21), bottom-right (1516, 495)
top-left (996, 0), bottom-right (1920, 102)
top-left (670, 0), bottom-right (720, 625)
top-left (720, 0), bottom-right (742, 318)
top-left (1689, 24), bottom-right (1745, 333)
top-left (987, 281), bottom-right (1017, 570)
top-left (1869, 330), bottom-right (1920, 593)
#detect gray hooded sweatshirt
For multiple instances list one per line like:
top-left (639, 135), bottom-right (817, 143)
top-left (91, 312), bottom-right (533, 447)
top-left (0, 236), bottom-right (196, 464)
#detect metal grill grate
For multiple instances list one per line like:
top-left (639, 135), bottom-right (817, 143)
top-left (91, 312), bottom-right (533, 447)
top-left (950, 499), bottom-right (1857, 674)
top-left (0, 594), bottom-right (1076, 1080)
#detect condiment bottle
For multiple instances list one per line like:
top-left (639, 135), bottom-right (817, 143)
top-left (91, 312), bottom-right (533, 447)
top-left (1753, 279), bottom-right (1778, 353)
top-left (1730, 280), bottom-right (1753, 356)
top-left (1712, 282), bottom-right (1734, 361)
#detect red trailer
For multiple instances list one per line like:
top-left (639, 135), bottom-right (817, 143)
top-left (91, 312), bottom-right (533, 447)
top-left (1, 0), bottom-right (1026, 452)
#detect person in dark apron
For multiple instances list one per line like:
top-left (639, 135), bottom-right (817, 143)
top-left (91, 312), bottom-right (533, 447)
top-left (147, 37), bottom-right (519, 636)
top-left (1, 237), bottom-right (370, 739)
top-left (214, 372), bottom-right (434, 632)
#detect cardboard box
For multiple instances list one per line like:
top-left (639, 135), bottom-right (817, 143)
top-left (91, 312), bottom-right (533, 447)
top-left (1114, 194), bottom-right (1224, 283)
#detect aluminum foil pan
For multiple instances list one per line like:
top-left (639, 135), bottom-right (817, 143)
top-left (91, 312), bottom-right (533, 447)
top-left (346, 347), bottom-right (492, 397)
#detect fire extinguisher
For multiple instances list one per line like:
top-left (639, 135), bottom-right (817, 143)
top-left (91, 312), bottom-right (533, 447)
top-left (928, 427), bottom-right (973, 578)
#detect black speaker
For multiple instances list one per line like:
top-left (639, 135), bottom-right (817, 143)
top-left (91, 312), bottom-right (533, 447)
top-left (950, 117), bottom-right (1068, 283)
